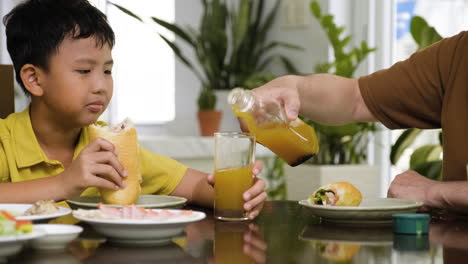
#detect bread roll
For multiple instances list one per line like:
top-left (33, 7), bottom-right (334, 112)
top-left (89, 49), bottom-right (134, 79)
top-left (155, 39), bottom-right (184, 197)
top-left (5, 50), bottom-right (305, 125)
top-left (89, 119), bottom-right (141, 205)
top-left (309, 182), bottom-right (362, 206)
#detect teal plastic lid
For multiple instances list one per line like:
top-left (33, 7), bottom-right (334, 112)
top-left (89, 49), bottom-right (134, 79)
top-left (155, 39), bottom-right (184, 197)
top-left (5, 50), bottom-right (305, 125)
top-left (393, 213), bottom-right (430, 235)
top-left (393, 234), bottom-right (429, 251)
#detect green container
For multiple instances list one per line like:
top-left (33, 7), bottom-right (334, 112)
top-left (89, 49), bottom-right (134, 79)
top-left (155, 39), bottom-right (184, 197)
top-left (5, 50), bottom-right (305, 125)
top-left (392, 213), bottom-right (429, 235)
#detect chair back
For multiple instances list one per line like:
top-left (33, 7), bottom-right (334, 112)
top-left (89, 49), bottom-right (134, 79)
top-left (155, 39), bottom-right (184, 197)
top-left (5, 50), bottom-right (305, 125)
top-left (0, 65), bottom-right (15, 119)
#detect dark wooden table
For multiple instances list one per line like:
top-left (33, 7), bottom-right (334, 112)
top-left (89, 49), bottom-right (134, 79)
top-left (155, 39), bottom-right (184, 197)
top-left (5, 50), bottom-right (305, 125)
top-left (8, 201), bottom-right (468, 263)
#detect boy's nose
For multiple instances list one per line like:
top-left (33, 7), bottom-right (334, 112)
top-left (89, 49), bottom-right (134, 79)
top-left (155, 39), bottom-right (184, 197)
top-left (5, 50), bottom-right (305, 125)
top-left (92, 76), bottom-right (110, 94)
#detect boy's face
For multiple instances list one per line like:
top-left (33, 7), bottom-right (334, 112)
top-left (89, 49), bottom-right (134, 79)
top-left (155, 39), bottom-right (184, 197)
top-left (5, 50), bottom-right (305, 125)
top-left (39, 35), bottom-right (113, 126)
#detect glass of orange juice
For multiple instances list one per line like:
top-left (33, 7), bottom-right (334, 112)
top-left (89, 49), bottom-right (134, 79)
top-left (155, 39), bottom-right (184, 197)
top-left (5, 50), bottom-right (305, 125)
top-left (214, 132), bottom-right (255, 221)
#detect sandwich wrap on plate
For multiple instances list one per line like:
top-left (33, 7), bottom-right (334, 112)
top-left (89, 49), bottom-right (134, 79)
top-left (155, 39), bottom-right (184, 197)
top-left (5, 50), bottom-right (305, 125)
top-left (89, 119), bottom-right (141, 205)
top-left (309, 182), bottom-right (362, 206)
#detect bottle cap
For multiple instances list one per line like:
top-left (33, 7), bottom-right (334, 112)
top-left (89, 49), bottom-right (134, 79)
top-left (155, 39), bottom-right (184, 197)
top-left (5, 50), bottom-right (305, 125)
top-left (392, 213), bottom-right (429, 235)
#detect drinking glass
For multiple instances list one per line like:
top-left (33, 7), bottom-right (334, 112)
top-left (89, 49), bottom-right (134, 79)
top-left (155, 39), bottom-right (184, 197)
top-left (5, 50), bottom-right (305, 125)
top-left (214, 132), bottom-right (255, 221)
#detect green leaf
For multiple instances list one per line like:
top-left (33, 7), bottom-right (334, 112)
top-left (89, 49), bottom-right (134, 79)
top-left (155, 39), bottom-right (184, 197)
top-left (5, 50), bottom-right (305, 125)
top-left (159, 34), bottom-right (204, 83)
top-left (232, 0), bottom-right (251, 50)
top-left (412, 160), bottom-right (443, 181)
top-left (410, 16), bottom-right (442, 50)
top-left (390, 128), bottom-right (423, 165)
top-left (109, 2), bottom-right (143, 22)
top-left (409, 144), bottom-right (442, 169)
top-left (279, 56), bottom-right (300, 75)
top-left (310, 1), bottom-right (321, 18)
top-left (151, 16), bottom-right (194, 46)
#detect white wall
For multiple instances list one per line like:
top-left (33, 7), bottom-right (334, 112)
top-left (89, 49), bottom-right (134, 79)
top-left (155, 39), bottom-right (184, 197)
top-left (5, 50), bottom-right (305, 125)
top-left (164, 0), bottom-right (331, 136)
top-left (0, 0), bottom-right (21, 64)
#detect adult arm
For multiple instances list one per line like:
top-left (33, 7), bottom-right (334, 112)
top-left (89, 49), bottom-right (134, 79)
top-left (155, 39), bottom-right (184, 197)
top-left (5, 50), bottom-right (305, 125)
top-left (251, 74), bottom-right (376, 125)
top-left (388, 170), bottom-right (468, 213)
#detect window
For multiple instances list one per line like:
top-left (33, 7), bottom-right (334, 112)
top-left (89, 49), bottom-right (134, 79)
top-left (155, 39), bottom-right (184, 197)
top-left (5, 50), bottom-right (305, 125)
top-left (392, 0), bottom-right (468, 175)
top-left (92, 0), bottom-right (176, 125)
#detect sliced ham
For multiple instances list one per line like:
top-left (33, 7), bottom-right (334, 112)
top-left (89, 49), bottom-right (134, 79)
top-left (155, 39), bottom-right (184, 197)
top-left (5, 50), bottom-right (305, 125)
top-left (97, 203), bottom-right (193, 220)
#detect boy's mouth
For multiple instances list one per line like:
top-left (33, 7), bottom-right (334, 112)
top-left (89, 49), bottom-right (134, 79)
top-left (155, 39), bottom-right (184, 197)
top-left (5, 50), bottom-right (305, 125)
top-left (87, 102), bottom-right (104, 112)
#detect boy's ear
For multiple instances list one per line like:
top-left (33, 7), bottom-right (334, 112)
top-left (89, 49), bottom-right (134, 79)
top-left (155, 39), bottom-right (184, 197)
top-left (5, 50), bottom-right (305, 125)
top-left (20, 64), bottom-right (44, 96)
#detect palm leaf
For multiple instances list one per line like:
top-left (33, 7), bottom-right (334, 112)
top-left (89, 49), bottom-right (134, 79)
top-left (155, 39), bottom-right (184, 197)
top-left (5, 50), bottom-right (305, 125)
top-left (109, 2), bottom-right (143, 22)
top-left (279, 56), bottom-right (300, 74)
top-left (151, 17), bottom-right (194, 46)
top-left (158, 34), bottom-right (204, 82)
top-left (390, 128), bottom-right (423, 165)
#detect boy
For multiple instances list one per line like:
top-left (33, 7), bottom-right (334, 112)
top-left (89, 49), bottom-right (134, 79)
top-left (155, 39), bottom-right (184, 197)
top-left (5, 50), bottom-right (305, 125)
top-left (0, 0), bottom-right (266, 219)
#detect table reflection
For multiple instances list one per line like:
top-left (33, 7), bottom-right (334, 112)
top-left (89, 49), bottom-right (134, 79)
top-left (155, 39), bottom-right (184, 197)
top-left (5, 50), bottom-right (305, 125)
top-left (5, 201), bottom-right (468, 264)
top-left (301, 224), bottom-right (393, 264)
top-left (212, 222), bottom-right (266, 264)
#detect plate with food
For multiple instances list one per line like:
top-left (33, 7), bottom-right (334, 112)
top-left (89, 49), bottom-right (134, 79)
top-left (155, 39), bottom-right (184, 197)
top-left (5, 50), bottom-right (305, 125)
top-left (0, 211), bottom-right (45, 260)
top-left (299, 182), bottom-right (423, 225)
top-left (0, 200), bottom-right (72, 222)
top-left (67, 195), bottom-right (187, 210)
top-left (72, 204), bottom-right (205, 245)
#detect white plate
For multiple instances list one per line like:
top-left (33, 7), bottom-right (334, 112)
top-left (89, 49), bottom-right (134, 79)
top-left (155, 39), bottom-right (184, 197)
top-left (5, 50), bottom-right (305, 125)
top-left (299, 198), bottom-right (423, 225)
top-left (66, 195), bottom-right (187, 209)
top-left (30, 224), bottom-right (83, 250)
top-left (72, 209), bottom-right (205, 245)
top-left (0, 229), bottom-right (45, 259)
top-left (0, 204), bottom-right (71, 221)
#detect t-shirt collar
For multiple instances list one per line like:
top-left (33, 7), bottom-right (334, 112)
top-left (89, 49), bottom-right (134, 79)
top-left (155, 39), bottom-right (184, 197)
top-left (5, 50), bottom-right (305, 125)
top-left (12, 107), bottom-right (90, 168)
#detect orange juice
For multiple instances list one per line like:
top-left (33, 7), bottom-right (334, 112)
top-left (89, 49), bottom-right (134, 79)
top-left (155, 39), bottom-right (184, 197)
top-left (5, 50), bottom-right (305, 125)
top-left (214, 167), bottom-right (253, 220)
top-left (234, 109), bottom-right (319, 166)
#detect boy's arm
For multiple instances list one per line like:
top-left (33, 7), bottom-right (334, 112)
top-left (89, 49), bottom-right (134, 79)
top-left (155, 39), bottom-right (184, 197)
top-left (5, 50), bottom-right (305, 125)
top-left (0, 176), bottom-right (67, 203)
top-left (169, 168), bottom-right (214, 208)
top-left (0, 138), bottom-right (126, 203)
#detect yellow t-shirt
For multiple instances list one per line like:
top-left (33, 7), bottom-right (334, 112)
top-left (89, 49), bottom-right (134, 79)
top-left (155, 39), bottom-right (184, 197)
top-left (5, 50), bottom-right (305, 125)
top-left (0, 108), bottom-right (187, 196)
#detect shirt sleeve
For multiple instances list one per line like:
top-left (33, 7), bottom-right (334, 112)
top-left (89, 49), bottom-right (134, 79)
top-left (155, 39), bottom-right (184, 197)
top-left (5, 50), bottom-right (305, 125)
top-left (139, 147), bottom-right (188, 196)
top-left (358, 31), bottom-right (464, 129)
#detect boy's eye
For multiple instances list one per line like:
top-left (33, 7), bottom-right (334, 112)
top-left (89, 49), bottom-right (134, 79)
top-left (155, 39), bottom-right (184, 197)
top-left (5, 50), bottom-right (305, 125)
top-left (104, 70), bottom-right (112, 75)
top-left (76, 69), bottom-right (91, 74)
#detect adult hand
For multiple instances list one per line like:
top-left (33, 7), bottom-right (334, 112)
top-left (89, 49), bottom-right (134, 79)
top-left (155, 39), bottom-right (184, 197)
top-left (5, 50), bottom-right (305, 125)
top-left (251, 75), bottom-right (302, 121)
top-left (387, 170), bottom-right (440, 210)
top-left (207, 160), bottom-right (267, 219)
top-left (57, 138), bottom-right (127, 199)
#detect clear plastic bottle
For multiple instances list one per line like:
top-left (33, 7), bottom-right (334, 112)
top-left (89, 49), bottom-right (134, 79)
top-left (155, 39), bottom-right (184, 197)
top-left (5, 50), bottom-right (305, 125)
top-left (228, 88), bottom-right (319, 166)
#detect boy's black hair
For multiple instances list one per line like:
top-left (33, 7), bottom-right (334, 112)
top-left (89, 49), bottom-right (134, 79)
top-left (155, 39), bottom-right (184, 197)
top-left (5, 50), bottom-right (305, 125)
top-left (3, 0), bottom-right (115, 94)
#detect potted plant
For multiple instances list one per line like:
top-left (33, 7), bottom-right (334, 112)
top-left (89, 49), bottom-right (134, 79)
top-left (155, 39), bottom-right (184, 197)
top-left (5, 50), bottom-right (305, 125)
top-left (390, 16), bottom-right (443, 181)
top-left (111, 0), bottom-right (299, 136)
top-left (284, 1), bottom-right (379, 201)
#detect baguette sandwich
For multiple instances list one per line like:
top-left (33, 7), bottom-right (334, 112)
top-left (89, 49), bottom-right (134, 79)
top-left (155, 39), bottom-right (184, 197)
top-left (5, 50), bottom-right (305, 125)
top-left (89, 119), bottom-right (141, 205)
top-left (309, 182), bottom-right (362, 206)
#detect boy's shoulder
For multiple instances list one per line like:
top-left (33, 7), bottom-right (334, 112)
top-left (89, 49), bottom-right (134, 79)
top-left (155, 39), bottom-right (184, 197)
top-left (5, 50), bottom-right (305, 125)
top-left (0, 109), bottom-right (30, 137)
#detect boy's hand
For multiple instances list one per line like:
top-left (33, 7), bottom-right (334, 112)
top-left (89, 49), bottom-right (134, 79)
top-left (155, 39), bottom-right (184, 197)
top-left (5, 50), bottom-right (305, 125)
top-left (57, 138), bottom-right (127, 199)
top-left (207, 161), bottom-right (267, 220)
